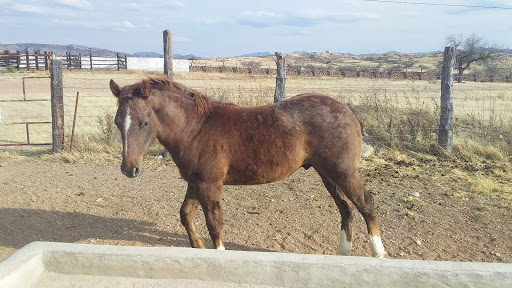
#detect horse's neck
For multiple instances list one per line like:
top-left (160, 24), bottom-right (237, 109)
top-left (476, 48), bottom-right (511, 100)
top-left (153, 94), bottom-right (206, 154)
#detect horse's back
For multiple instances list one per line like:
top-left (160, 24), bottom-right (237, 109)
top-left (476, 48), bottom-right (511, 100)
top-left (278, 93), bottom-right (362, 140)
top-left (278, 93), bottom-right (363, 168)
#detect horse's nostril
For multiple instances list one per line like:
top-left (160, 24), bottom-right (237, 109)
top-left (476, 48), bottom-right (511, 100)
top-left (133, 167), bottom-right (140, 177)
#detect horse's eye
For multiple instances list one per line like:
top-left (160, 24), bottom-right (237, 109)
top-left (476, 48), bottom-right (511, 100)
top-left (140, 121), bottom-right (149, 128)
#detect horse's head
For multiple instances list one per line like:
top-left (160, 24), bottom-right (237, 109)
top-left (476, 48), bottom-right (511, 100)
top-left (110, 79), bottom-right (158, 178)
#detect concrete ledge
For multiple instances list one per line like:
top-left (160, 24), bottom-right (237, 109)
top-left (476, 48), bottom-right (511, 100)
top-left (1, 242), bottom-right (511, 287)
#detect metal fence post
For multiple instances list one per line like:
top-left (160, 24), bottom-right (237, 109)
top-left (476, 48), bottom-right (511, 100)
top-left (438, 47), bottom-right (455, 152)
top-left (274, 52), bottom-right (286, 103)
top-left (51, 57), bottom-right (65, 153)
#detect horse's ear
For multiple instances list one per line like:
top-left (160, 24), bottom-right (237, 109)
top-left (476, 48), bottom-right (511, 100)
top-left (110, 79), bottom-right (121, 98)
top-left (141, 80), bottom-right (151, 98)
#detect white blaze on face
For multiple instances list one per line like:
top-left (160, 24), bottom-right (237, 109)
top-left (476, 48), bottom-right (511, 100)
top-left (123, 106), bottom-right (131, 158)
top-left (369, 235), bottom-right (386, 258)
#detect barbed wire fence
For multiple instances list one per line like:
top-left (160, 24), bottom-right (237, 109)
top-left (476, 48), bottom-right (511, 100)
top-left (60, 75), bottom-right (510, 155)
top-left (1, 56), bottom-right (511, 155)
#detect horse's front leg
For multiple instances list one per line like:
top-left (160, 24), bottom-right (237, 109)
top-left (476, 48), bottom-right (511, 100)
top-left (180, 183), bottom-right (205, 248)
top-left (196, 181), bottom-right (225, 250)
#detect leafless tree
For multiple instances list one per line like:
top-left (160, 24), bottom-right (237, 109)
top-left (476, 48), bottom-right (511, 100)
top-left (445, 33), bottom-right (503, 83)
top-left (241, 60), bottom-right (262, 70)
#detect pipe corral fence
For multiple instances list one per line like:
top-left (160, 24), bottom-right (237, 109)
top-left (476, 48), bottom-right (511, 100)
top-left (0, 76), bottom-right (52, 147)
top-left (0, 51), bottom-right (190, 72)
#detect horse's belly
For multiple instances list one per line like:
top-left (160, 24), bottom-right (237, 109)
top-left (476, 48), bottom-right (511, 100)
top-left (224, 161), bottom-right (299, 185)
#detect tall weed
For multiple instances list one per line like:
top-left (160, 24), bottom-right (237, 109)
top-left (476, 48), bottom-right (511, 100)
top-left (357, 82), bottom-right (439, 151)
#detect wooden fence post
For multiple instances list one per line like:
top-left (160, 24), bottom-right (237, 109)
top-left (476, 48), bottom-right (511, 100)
top-left (163, 29), bottom-right (173, 80)
top-left (16, 50), bottom-right (20, 70)
top-left (51, 57), bottom-right (65, 153)
top-left (161, 29), bottom-right (174, 158)
top-left (438, 46), bottom-right (455, 152)
top-left (44, 51), bottom-right (49, 70)
top-left (25, 51), bottom-right (30, 71)
top-left (274, 52), bottom-right (286, 103)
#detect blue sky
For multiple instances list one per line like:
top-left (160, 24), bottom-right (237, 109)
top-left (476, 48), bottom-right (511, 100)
top-left (1, 0), bottom-right (511, 57)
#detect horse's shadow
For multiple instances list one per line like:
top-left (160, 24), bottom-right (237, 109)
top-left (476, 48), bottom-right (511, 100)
top-left (0, 208), bottom-right (272, 252)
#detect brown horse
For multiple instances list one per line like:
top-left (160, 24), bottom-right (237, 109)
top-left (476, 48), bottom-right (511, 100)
top-left (110, 76), bottom-right (385, 257)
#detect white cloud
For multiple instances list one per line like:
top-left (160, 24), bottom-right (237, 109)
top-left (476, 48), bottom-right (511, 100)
top-left (174, 35), bottom-right (191, 42)
top-left (468, 0), bottom-right (512, 7)
top-left (50, 18), bottom-right (136, 31)
top-left (112, 20), bottom-right (135, 31)
top-left (12, 3), bottom-right (46, 14)
top-left (193, 17), bottom-right (218, 25)
top-left (168, 0), bottom-right (184, 8)
top-left (302, 9), bottom-right (379, 21)
top-left (237, 10), bottom-right (283, 28)
top-left (237, 9), bottom-right (378, 28)
top-left (53, 0), bottom-right (91, 9)
top-left (124, 2), bottom-right (138, 10)
top-left (244, 11), bottom-right (279, 18)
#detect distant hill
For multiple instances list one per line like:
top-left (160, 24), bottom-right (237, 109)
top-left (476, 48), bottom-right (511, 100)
top-left (132, 51), bottom-right (162, 58)
top-left (237, 50), bottom-right (416, 57)
top-left (0, 43), bottom-right (127, 57)
top-left (3, 43), bottom-right (503, 60)
top-left (236, 52), bottom-right (273, 57)
top-left (0, 43), bottom-right (201, 59)
top-left (174, 54), bottom-right (202, 59)
top-left (132, 52), bottom-right (201, 59)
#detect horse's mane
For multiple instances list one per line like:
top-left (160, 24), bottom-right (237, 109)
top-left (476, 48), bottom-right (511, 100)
top-left (141, 76), bottom-right (213, 116)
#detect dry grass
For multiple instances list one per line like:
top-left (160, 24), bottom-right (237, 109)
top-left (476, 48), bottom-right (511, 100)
top-left (1, 66), bottom-right (512, 199)
top-left (192, 52), bottom-right (512, 75)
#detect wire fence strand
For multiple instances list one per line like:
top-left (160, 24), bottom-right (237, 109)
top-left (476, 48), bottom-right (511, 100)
top-left (1, 70), bottom-right (511, 152)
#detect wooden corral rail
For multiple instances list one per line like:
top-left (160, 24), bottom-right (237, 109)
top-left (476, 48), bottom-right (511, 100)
top-left (0, 50), bottom-right (127, 71)
top-left (65, 52), bottom-right (82, 69)
top-left (64, 52), bottom-right (127, 70)
top-left (0, 51), bottom-right (50, 71)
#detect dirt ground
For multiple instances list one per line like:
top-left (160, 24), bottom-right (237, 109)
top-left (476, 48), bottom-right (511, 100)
top-left (0, 156), bottom-right (511, 263)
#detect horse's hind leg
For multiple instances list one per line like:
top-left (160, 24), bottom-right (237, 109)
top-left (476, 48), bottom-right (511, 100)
top-left (334, 169), bottom-right (386, 258)
top-left (317, 172), bottom-right (354, 256)
top-left (180, 183), bottom-right (205, 248)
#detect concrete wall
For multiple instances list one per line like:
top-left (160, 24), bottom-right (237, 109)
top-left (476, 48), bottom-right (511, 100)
top-left (1, 242), bottom-right (511, 288)
top-left (127, 58), bottom-right (189, 72)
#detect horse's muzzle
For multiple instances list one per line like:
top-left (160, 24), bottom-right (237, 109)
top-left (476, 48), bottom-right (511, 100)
top-left (121, 165), bottom-right (142, 178)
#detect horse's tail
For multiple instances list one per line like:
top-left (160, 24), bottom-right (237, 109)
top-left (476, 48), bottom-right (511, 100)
top-left (349, 104), bottom-right (374, 158)
top-left (348, 104), bottom-right (364, 137)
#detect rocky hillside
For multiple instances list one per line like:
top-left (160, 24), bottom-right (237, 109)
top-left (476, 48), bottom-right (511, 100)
top-left (0, 43), bottom-right (200, 59)
top-left (0, 43), bottom-right (126, 57)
